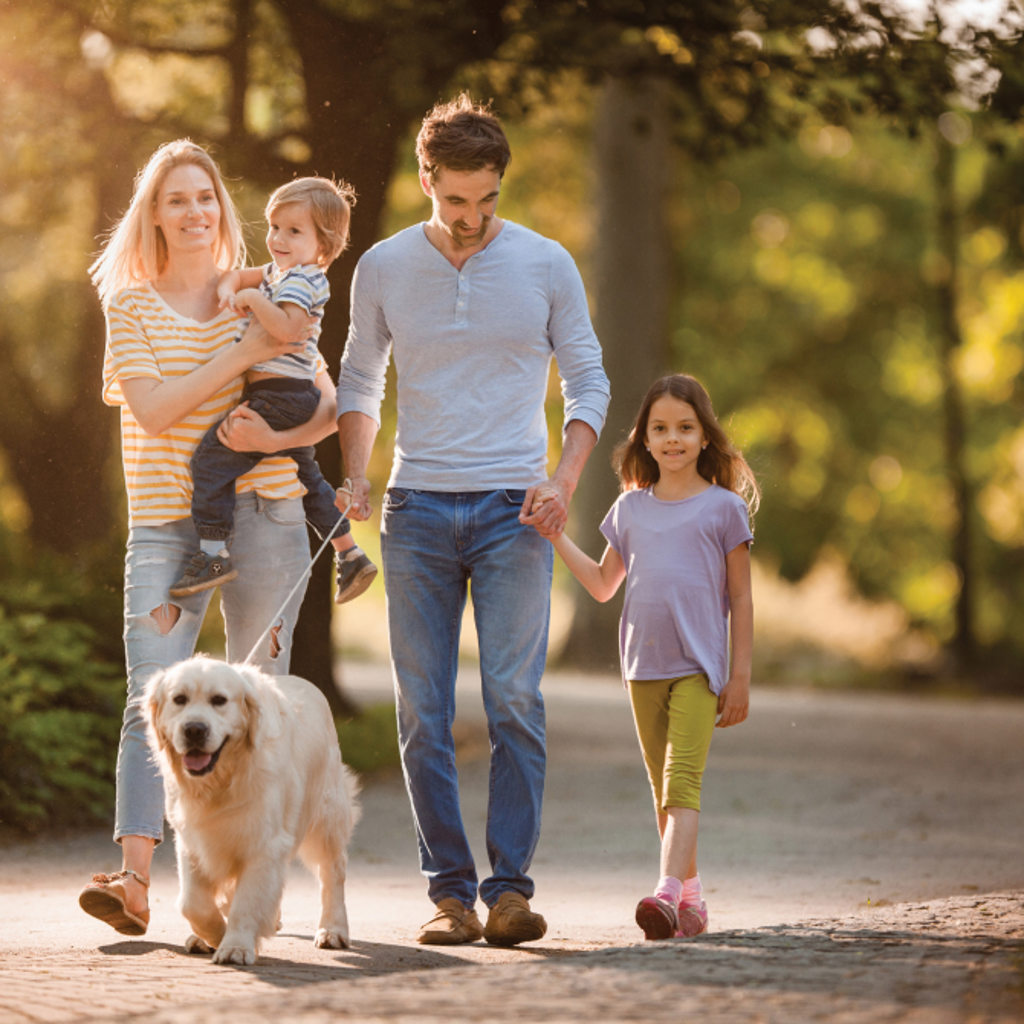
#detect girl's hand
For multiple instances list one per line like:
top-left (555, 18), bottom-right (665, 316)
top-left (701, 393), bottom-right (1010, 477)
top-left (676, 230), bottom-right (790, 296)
top-left (217, 402), bottom-right (276, 453)
top-left (716, 676), bottom-right (750, 728)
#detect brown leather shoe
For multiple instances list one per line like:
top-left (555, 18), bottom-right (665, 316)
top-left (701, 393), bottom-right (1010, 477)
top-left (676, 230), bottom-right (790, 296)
top-left (483, 891), bottom-right (547, 946)
top-left (416, 897), bottom-right (483, 945)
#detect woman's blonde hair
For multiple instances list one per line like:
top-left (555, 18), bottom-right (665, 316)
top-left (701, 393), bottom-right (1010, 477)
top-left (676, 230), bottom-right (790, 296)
top-left (614, 373), bottom-right (760, 517)
top-left (90, 139), bottom-right (245, 307)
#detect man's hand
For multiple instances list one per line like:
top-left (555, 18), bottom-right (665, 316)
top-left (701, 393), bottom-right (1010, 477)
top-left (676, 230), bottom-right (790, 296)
top-left (519, 481), bottom-right (568, 539)
top-left (338, 476), bottom-right (372, 521)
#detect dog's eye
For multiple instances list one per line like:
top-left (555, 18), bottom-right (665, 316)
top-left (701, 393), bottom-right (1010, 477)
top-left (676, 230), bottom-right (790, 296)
top-left (173, 694), bottom-right (188, 706)
top-left (210, 694), bottom-right (228, 707)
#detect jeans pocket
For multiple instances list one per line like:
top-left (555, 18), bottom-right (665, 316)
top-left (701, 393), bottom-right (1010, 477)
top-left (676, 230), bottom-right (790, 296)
top-left (501, 489), bottom-right (527, 507)
top-left (260, 496), bottom-right (307, 527)
top-left (384, 488), bottom-right (413, 513)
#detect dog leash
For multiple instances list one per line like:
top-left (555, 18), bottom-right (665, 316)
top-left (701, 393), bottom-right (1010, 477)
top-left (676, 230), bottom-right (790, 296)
top-left (242, 479), bottom-right (356, 666)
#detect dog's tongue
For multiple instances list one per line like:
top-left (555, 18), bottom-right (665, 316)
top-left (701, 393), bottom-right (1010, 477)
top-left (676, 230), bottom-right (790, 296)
top-left (184, 750), bottom-right (213, 773)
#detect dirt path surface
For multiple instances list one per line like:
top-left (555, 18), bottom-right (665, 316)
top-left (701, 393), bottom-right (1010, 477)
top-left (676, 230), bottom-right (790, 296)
top-left (1, 664), bottom-right (1022, 1022)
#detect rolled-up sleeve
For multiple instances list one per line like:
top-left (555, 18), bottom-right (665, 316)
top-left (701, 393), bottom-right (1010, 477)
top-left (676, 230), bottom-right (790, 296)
top-left (336, 250), bottom-right (391, 425)
top-left (548, 246), bottom-right (610, 439)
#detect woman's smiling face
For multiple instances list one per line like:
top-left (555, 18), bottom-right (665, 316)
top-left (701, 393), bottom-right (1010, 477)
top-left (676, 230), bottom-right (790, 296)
top-left (153, 163), bottom-right (221, 258)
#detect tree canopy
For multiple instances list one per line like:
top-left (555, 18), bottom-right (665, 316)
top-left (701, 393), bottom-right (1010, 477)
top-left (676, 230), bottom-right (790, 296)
top-left (2, 0), bottom-right (1024, 690)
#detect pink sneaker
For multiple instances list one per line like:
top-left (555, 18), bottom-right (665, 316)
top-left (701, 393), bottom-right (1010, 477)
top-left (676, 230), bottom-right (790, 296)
top-left (675, 899), bottom-right (708, 937)
top-left (635, 895), bottom-right (679, 940)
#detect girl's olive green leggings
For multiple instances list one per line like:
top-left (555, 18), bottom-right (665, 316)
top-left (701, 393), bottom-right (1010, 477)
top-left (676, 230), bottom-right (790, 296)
top-left (627, 673), bottom-right (718, 812)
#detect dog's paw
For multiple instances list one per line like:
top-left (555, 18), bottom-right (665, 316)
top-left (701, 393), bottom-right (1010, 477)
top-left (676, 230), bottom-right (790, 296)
top-left (315, 927), bottom-right (349, 950)
top-left (212, 943), bottom-right (257, 965)
top-left (184, 933), bottom-right (215, 955)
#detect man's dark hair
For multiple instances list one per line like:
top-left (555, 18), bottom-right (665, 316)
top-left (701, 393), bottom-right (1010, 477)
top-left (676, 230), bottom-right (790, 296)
top-left (416, 93), bottom-right (511, 181)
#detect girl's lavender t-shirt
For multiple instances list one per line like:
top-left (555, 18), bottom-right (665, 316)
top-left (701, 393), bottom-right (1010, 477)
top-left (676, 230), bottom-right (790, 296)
top-left (600, 485), bottom-right (753, 694)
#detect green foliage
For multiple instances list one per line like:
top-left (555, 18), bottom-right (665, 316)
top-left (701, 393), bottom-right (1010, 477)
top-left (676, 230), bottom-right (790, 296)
top-left (336, 702), bottom-right (400, 777)
top-left (671, 108), bottom-right (1024, 660)
top-left (0, 567), bottom-right (125, 836)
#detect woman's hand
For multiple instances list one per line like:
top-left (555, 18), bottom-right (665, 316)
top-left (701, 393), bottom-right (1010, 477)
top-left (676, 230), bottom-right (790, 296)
top-left (234, 316), bottom-right (311, 365)
top-left (217, 403), bottom-right (276, 453)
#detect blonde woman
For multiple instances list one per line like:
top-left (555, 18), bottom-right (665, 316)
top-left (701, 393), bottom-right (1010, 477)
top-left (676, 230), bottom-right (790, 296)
top-left (79, 140), bottom-right (337, 936)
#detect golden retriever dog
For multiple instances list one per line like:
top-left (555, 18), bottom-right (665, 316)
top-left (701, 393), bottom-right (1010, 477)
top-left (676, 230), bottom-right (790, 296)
top-left (145, 654), bottom-right (360, 965)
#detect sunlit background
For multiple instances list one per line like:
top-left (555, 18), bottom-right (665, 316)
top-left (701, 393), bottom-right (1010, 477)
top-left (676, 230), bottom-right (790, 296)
top-left (2, 4), bottom-right (1024, 812)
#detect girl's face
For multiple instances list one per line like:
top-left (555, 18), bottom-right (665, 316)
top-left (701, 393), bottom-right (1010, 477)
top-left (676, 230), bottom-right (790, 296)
top-left (266, 203), bottom-right (322, 270)
top-left (153, 164), bottom-right (221, 260)
top-left (644, 394), bottom-right (706, 479)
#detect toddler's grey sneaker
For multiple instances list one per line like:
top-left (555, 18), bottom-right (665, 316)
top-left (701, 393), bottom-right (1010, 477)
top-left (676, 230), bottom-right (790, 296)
top-left (169, 551), bottom-right (238, 597)
top-left (334, 548), bottom-right (378, 604)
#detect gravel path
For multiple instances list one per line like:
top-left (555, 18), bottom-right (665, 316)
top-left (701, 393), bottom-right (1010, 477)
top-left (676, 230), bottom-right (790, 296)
top-left (1, 665), bottom-right (1021, 1022)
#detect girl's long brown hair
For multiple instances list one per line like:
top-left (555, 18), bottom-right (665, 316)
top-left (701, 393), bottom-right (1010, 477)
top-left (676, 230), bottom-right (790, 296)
top-left (613, 374), bottom-right (760, 516)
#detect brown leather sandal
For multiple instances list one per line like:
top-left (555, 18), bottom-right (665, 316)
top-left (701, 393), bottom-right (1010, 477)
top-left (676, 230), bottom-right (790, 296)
top-left (78, 869), bottom-right (150, 936)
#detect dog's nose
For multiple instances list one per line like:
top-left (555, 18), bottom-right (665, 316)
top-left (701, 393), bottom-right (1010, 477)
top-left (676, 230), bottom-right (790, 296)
top-left (183, 721), bottom-right (209, 748)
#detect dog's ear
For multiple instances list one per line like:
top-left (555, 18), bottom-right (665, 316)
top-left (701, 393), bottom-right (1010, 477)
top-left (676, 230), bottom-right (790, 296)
top-left (233, 664), bottom-right (266, 749)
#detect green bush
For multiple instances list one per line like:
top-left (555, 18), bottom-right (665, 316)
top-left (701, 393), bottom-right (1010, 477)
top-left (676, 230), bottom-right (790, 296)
top-left (0, 572), bottom-right (125, 836)
top-left (0, 559), bottom-right (401, 836)
top-left (336, 701), bottom-right (400, 776)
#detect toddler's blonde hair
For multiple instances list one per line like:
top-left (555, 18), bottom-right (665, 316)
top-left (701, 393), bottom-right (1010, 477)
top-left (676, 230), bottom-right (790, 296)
top-left (266, 177), bottom-right (356, 268)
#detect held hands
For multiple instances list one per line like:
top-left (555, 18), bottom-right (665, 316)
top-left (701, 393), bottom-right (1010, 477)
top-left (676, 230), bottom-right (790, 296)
top-left (519, 481), bottom-right (568, 539)
top-left (338, 476), bottom-right (372, 521)
top-left (716, 676), bottom-right (750, 728)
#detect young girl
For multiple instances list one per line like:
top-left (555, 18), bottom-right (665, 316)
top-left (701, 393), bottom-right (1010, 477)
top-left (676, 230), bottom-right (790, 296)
top-left (549, 373), bottom-right (759, 941)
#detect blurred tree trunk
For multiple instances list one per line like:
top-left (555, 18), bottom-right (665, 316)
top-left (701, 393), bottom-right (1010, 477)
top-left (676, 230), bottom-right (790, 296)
top-left (934, 128), bottom-right (975, 667)
top-left (0, 66), bottom-right (138, 560)
top-left (275, 0), bottom-right (507, 708)
top-left (558, 75), bottom-right (672, 671)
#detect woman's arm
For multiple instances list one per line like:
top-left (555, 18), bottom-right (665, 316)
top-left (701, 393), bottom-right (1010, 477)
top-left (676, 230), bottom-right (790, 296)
top-left (119, 319), bottom-right (294, 437)
top-left (717, 541), bottom-right (753, 728)
top-left (235, 292), bottom-right (312, 346)
top-left (551, 533), bottom-right (625, 603)
top-left (217, 367), bottom-right (338, 453)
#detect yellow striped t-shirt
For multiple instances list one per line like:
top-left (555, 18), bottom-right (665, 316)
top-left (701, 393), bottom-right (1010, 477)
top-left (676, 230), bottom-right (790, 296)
top-left (102, 284), bottom-right (318, 527)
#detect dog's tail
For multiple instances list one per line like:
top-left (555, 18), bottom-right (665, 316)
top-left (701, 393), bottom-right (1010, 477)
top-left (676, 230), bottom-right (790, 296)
top-left (340, 763), bottom-right (363, 831)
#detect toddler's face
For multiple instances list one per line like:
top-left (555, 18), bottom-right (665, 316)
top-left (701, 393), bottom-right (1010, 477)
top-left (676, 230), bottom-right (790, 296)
top-left (266, 203), bottom-right (321, 270)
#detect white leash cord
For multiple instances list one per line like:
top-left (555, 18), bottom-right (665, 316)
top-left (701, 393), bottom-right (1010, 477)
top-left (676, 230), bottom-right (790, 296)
top-left (242, 480), bottom-right (355, 666)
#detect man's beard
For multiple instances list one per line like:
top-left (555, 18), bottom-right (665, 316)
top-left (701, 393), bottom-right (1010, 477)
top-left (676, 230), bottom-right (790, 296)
top-left (451, 218), bottom-right (489, 247)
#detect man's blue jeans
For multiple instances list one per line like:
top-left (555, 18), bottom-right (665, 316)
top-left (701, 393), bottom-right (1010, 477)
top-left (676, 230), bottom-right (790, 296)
top-left (381, 488), bottom-right (553, 909)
